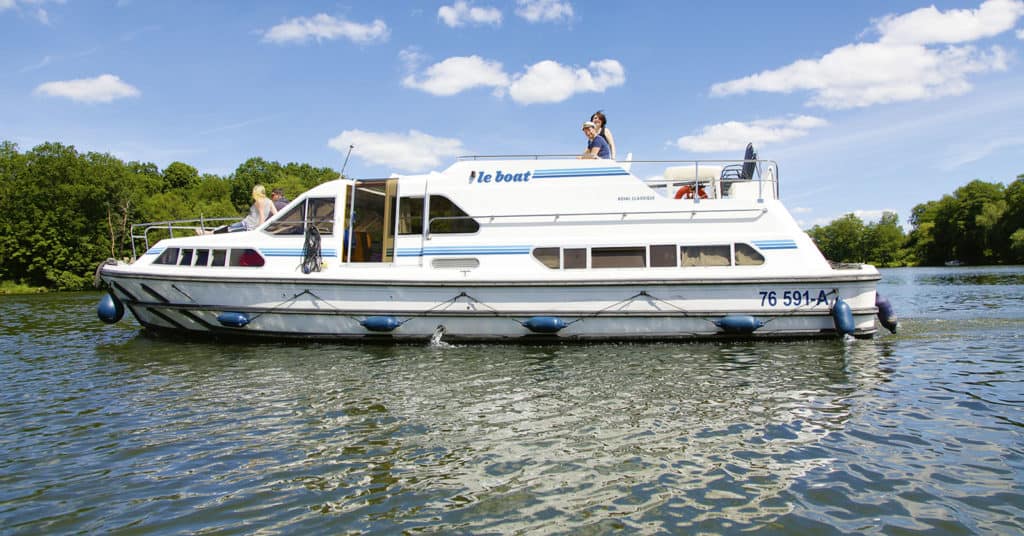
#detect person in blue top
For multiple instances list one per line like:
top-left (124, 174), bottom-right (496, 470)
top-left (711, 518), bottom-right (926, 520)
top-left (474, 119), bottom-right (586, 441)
top-left (579, 121), bottom-right (610, 159)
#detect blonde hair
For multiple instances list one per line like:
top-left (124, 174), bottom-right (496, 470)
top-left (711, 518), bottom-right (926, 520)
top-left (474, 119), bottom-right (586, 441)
top-left (252, 184), bottom-right (267, 201)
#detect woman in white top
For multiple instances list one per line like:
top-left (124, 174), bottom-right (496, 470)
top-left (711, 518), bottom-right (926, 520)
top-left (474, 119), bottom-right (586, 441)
top-left (591, 110), bottom-right (616, 160)
top-left (241, 184), bottom-right (277, 230)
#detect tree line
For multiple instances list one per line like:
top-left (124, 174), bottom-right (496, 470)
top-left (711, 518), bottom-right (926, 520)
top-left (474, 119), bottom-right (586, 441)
top-left (1, 140), bottom-right (1021, 291)
top-left (808, 177), bottom-right (1024, 266)
top-left (0, 141), bottom-right (338, 290)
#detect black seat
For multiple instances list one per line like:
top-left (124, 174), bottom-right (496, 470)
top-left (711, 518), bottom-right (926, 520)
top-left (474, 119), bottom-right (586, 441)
top-left (721, 143), bottom-right (757, 181)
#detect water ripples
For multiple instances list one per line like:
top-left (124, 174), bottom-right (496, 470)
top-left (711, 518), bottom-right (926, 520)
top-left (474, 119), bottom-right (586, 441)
top-left (2, 270), bottom-right (1023, 534)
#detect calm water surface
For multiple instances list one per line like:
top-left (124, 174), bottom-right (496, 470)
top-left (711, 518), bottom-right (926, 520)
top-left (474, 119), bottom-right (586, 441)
top-left (1, 266), bottom-right (1022, 534)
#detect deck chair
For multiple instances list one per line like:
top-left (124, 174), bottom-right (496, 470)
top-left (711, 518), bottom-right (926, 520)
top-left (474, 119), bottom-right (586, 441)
top-left (721, 143), bottom-right (757, 181)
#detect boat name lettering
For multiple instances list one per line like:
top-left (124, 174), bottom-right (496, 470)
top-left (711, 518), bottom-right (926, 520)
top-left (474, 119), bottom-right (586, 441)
top-left (469, 170), bottom-right (532, 184)
top-left (759, 290), bottom-right (831, 308)
top-left (617, 195), bottom-right (656, 201)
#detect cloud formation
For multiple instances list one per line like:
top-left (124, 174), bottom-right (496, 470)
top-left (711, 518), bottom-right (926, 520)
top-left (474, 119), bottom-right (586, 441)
top-left (263, 14), bottom-right (389, 44)
top-left (402, 55), bottom-right (509, 96)
top-left (328, 129), bottom-right (467, 172)
top-left (438, 1), bottom-right (502, 27)
top-left (875, 0), bottom-right (1024, 45)
top-left (676, 116), bottom-right (827, 153)
top-left (403, 56), bottom-right (624, 104)
top-left (509, 59), bottom-right (624, 104)
top-left (34, 74), bottom-right (140, 103)
top-left (515, 0), bottom-right (573, 23)
top-left (710, 0), bottom-right (1023, 109)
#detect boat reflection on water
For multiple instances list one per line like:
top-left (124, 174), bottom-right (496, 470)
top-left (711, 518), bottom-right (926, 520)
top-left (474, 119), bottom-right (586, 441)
top-left (92, 334), bottom-right (891, 532)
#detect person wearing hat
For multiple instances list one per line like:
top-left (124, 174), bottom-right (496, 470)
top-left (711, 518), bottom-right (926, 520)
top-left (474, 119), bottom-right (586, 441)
top-left (579, 120), bottom-right (610, 159)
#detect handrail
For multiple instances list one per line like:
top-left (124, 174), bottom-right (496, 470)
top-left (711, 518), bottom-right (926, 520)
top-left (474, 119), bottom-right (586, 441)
top-left (129, 217), bottom-right (239, 259)
top-left (425, 207), bottom-right (767, 240)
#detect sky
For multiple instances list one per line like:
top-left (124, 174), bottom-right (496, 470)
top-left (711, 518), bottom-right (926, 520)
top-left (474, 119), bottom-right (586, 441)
top-left (3, 0), bottom-right (1024, 228)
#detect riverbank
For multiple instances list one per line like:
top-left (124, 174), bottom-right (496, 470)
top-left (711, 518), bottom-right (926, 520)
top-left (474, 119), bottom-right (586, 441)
top-left (0, 281), bottom-right (48, 294)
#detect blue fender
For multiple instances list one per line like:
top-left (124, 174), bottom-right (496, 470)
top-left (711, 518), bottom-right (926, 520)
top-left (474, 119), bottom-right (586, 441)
top-left (875, 293), bottom-right (898, 333)
top-left (361, 315), bottom-right (402, 332)
top-left (831, 298), bottom-right (855, 336)
top-left (714, 315), bottom-right (764, 334)
top-left (524, 316), bottom-right (567, 333)
top-left (217, 311), bottom-right (251, 328)
top-left (97, 293), bottom-right (125, 324)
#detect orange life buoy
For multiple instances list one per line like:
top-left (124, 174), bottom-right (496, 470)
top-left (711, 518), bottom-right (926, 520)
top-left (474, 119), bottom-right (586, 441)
top-left (674, 185), bottom-right (708, 199)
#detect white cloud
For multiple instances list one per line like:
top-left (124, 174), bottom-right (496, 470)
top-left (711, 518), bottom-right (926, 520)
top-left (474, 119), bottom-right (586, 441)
top-left (876, 0), bottom-right (1024, 45)
top-left (852, 209), bottom-right (898, 223)
top-left (711, 0), bottom-right (1021, 109)
top-left (402, 55), bottom-right (624, 104)
top-left (711, 42), bottom-right (1008, 110)
top-left (263, 14), bottom-right (389, 44)
top-left (402, 55), bottom-right (509, 96)
top-left (1, 0), bottom-right (55, 23)
top-left (676, 116), bottom-right (827, 153)
top-left (1017, 28), bottom-right (1024, 38)
top-left (327, 129), bottom-right (467, 172)
top-left (515, 0), bottom-right (572, 23)
top-left (34, 74), bottom-right (140, 103)
top-left (509, 59), bottom-right (624, 104)
top-left (438, 1), bottom-right (502, 27)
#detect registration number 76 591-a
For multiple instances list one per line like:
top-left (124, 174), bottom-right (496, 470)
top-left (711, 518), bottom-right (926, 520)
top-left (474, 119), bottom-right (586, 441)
top-left (758, 290), bottom-right (831, 308)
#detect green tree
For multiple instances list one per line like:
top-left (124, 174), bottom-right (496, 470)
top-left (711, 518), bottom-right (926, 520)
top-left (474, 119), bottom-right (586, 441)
top-left (863, 211), bottom-right (906, 266)
top-left (163, 161), bottom-right (199, 190)
top-left (808, 213), bottom-right (867, 263)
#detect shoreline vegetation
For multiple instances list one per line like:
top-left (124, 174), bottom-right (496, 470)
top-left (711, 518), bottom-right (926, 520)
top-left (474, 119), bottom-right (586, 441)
top-left (1, 140), bottom-right (1022, 293)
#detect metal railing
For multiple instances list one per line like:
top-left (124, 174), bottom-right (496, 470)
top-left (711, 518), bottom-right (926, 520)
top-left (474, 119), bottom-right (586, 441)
top-left (129, 216), bottom-right (239, 260)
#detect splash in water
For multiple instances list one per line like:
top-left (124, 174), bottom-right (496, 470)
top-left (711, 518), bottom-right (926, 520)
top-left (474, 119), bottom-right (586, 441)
top-left (429, 324), bottom-right (451, 347)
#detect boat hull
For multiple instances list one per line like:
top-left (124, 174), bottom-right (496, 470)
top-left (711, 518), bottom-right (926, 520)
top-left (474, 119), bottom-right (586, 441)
top-left (102, 270), bottom-right (880, 341)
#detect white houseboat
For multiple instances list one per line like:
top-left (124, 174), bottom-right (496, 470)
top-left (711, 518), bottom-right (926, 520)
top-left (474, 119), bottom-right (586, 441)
top-left (97, 147), bottom-right (897, 341)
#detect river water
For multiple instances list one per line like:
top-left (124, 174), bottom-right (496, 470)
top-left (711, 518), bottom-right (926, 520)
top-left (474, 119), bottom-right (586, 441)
top-left (1, 266), bottom-right (1022, 534)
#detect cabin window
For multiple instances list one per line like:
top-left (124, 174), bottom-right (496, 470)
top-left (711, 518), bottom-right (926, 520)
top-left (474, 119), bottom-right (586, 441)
top-left (194, 249), bottom-right (210, 266)
top-left (178, 249), bottom-right (193, 266)
top-left (398, 196), bottom-right (424, 235)
top-left (564, 248), bottom-right (587, 269)
top-left (650, 245), bottom-right (677, 267)
top-left (229, 249), bottom-right (265, 267)
top-left (533, 247), bottom-right (560, 269)
top-left (155, 247), bottom-right (179, 265)
top-left (211, 249), bottom-right (227, 267)
top-left (735, 243), bottom-right (765, 266)
top-left (308, 198), bottom-right (335, 235)
top-left (428, 196), bottom-right (479, 234)
top-left (265, 198), bottom-right (335, 236)
top-left (680, 245), bottom-right (730, 267)
top-left (592, 247), bottom-right (646, 268)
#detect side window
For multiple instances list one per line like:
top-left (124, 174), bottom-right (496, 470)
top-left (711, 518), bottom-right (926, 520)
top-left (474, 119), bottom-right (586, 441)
top-left (155, 247), bottom-right (179, 265)
top-left (398, 197), bottom-right (424, 235)
top-left (592, 247), bottom-right (646, 268)
top-left (265, 203), bottom-right (305, 235)
top-left (650, 245), bottom-right (677, 267)
top-left (265, 198), bottom-right (335, 235)
top-left (428, 195), bottom-right (479, 234)
top-left (564, 248), bottom-right (587, 269)
top-left (680, 245), bottom-right (731, 267)
top-left (533, 247), bottom-right (560, 269)
top-left (308, 198), bottom-right (335, 235)
top-left (735, 243), bottom-right (765, 266)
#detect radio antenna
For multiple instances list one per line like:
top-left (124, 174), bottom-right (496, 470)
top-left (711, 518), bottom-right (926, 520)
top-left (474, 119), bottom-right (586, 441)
top-left (341, 144), bottom-right (354, 177)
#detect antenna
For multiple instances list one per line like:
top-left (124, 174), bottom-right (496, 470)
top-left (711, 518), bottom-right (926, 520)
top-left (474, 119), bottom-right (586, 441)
top-left (341, 144), bottom-right (354, 176)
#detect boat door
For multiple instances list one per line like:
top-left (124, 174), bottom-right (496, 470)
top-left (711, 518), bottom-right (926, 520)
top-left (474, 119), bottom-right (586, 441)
top-left (342, 178), bottom-right (396, 263)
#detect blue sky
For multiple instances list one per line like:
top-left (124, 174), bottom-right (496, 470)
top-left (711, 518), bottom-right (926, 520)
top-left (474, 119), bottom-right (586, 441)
top-left (3, 0), bottom-right (1023, 228)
